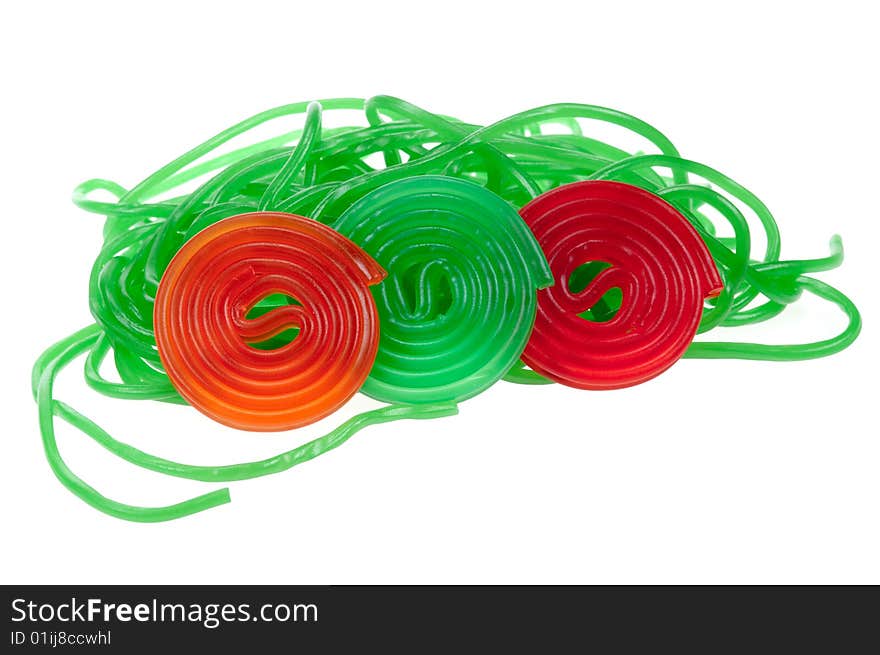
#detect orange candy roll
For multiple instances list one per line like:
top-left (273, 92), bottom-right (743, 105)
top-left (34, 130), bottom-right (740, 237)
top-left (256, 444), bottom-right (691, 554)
top-left (154, 212), bottom-right (385, 431)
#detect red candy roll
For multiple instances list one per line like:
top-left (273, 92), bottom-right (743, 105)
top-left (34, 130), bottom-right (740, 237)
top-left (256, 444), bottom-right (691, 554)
top-left (154, 212), bottom-right (385, 431)
top-left (520, 181), bottom-right (723, 389)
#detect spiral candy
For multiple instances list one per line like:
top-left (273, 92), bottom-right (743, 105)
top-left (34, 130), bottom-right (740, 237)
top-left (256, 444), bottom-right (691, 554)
top-left (333, 176), bottom-right (552, 404)
top-left (32, 95), bottom-right (861, 522)
top-left (155, 212), bottom-right (385, 431)
top-left (520, 180), bottom-right (723, 389)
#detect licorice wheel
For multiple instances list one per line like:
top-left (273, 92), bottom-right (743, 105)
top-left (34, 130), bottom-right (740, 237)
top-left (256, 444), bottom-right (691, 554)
top-left (154, 212), bottom-right (385, 431)
top-left (333, 175), bottom-right (552, 404)
top-left (519, 180), bottom-right (723, 389)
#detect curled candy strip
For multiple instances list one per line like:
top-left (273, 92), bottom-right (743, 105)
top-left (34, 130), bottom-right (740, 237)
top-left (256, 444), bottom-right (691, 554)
top-left (333, 176), bottom-right (552, 404)
top-left (520, 181), bottom-right (722, 389)
top-left (32, 324), bottom-right (456, 521)
top-left (155, 212), bottom-right (385, 431)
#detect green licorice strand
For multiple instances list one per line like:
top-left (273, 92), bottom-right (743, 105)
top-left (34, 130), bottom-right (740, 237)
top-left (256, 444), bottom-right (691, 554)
top-left (123, 98), bottom-right (365, 203)
top-left (145, 124), bottom-right (364, 199)
top-left (503, 360), bottom-right (555, 385)
top-left (84, 333), bottom-right (180, 402)
top-left (308, 99), bottom-right (684, 220)
top-left (685, 276), bottom-right (861, 360)
top-left (591, 154), bottom-right (781, 262)
top-left (752, 235), bottom-right (844, 277)
top-left (54, 401), bottom-right (458, 483)
top-left (73, 179), bottom-right (180, 228)
top-left (657, 185), bottom-right (752, 334)
top-left (259, 102), bottom-right (323, 209)
top-left (33, 325), bottom-right (232, 522)
top-left (589, 155), bottom-right (859, 348)
top-left (32, 326), bottom-right (458, 520)
top-left (365, 95), bottom-right (540, 200)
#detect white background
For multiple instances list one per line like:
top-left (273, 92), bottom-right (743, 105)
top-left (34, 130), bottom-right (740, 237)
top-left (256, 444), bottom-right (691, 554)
top-left (1, 1), bottom-right (877, 584)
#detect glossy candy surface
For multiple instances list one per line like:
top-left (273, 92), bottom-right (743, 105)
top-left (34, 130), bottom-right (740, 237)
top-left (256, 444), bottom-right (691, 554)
top-left (334, 176), bottom-right (552, 404)
top-left (154, 212), bottom-right (385, 431)
top-left (520, 181), bottom-right (723, 389)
